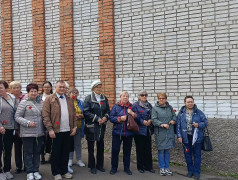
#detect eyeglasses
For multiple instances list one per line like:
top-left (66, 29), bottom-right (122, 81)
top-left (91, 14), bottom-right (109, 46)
top-left (140, 94), bottom-right (148, 97)
top-left (159, 98), bottom-right (166, 100)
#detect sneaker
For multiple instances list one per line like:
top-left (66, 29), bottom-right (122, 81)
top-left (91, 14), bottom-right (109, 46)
top-left (0, 173), bottom-right (6, 180)
top-left (68, 166), bottom-right (73, 174)
top-left (68, 159), bottom-right (73, 167)
top-left (54, 174), bottom-right (62, 180)
top-left (165, 169), bottom-right (173, 176)
top-left (62, 172), bottom-right (73, 179)
top-left (5, 172), bottom-right (13, 179)
top-left (33, 172), bottom-right (42, 180)
top-left (160, 168), bottom-right (166, 176)
top-left (27, 173), bottom-right (34, 180)
top-left (76, 160), bottom-right (85, 167)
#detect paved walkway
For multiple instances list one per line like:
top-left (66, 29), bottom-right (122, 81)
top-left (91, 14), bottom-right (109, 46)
top-left (10, 149), bottom-right (233, 180)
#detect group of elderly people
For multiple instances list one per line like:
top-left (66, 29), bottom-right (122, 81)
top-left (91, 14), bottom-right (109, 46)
top-left (0, 79), bottom-right (207, 180)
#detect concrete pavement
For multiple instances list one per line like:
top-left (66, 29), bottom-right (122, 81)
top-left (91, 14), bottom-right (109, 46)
top-left (9, 149), bottom-right (233, 180)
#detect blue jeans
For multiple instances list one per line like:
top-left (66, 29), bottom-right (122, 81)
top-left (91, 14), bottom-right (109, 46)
top-left (183, 135), bottom-right (202, 177)
top-left (158, 149), bottom-right (170, 169)
top-left (22, 136), bottom-right (43, 174)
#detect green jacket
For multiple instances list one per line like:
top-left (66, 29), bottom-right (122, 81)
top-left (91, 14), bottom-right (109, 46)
top-left (152, 102), bottom-right (176, 150)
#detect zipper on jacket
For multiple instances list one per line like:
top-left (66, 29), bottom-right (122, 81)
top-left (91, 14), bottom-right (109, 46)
top-left (124, 106), bottom-right (125, 136)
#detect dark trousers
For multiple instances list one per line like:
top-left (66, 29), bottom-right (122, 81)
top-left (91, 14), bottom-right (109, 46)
top-left (87, 139), bottom-right (104, 169)
top-left (134, 133), bottom-right (153, 170)
top-left (111, 135), bottom-right (133, 171)
top-left (184, 135), bottom-right (202, 177)
top-left (13, 133), bottom-right (23, 170)
top-left (22, 137), bottom-right (43, 173)
top-left (51, 132), bottom-right (71, 176)
top-left (0, 129), bottom-right (14, 173)
top-left (41, 133), bottom-right (52, 156)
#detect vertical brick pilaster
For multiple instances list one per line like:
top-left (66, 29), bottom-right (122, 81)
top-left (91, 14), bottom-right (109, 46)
top-left (1, 0), bottom-right (13, 82)
top-left (32, 0), bottom-right (46, 86)
top-left (98, 0), bottom-right (116, 108)
top-left (59, 0), bottom-right (74, 87)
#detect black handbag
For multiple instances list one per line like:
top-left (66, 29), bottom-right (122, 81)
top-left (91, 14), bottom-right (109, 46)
top-left (202, 127), bottom-right (213, 151)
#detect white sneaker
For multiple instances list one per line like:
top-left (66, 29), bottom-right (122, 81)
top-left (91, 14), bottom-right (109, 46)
top-left (0, 173), bottom-right (6, 180)
top-left (68, 166), bottom-right (73, 174)
top-left (165, 169), bottom-right (173, 176)
top-left (27, 173), bottom-right (34, 180)
top-left (5, 172), bottom-right (13, 179)
top-left (54, 174), bottom-right (62, 180)
top-left (68, 159), bottom-right (73, 167)
top-left (77, 160), bottom-right (85, 167)
top-left (34, 172), bottom-right (42, 180)
top-left (62, 172), bottom-right (73, 179)
top-left (160, 168), bottom-right (166, 176)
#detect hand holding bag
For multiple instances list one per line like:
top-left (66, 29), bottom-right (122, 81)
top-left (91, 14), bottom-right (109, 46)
top-left (202, 127), bottom-right (213, 151)
top-left (127, 114), bottom-right (139, 132)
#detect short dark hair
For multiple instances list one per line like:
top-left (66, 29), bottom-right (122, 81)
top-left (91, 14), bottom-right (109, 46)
top-left (184, 95), bottom-right (194, 103)
top-left (0, 80), bottom-right (9, 89)
top-left (26, 83), bottom-right (39, 93)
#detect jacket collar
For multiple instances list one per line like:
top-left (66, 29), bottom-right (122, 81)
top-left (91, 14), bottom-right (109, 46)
top-left (90, 92), bottom-right (105, 104)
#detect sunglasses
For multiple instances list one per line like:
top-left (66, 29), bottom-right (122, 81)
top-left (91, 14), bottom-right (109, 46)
top-left (140, 94), bottom-right (148, 97)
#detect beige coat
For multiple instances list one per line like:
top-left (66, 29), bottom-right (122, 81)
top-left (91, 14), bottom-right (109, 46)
top-left (42, 93), bottom-right (77, 133)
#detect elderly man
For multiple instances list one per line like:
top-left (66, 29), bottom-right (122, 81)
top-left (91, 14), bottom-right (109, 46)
top-left (9, 81), bottom-right (26, 174)
top-left (42, 80), bottom-right (77, 180)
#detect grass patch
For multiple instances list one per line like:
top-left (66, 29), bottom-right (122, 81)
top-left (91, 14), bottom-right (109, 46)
top-left (169, 162), bottom-right (184, 167)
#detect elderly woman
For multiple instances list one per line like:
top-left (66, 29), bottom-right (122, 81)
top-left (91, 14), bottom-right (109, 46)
top-left (109, 91), bottom-right (136, 175)
top-left (38, 81), bottom-right (53, 164)
top-left (15, 83), bottom-right (44, 180)
top-left (68, 88), bottom-right (85, 167)
top-left (9, 81), bottom-right (26, 174)
top-left (132, 90), bottom-right (154, 173)
top-left (152, 92), bottom-right (176, 176)
top-left (83, 80), bottom-right (110, 174)
top-left (177, 96), bottom-right (207, 180)
top-left (0, 80), bottom-right (18, 180)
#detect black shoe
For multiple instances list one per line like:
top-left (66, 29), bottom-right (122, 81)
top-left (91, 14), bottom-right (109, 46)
top-left (187, 172), bottom-right (193, 178)
top-left (124, 169), bottom-right (132, 175)
top-left (138, 169), bottom-right (144, 173)
top-left (15, 169), bottom-right (22, 174)
top-left (147, 169), bottom-right (155, 173)
top-left (90, 168), bottom-right (97, 174)
top-left (97, 167), bottom-right (105, 172)
top-left (110, 169), bottom-right (117, 175)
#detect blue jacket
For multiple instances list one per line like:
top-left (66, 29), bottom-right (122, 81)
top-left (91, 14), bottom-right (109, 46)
top-left (76, 99), bottom-right (85, 137)
top-left (109, 103), bottom-right (134, 137)
top-left (132, 101), bottom-right (154, 136)
top-left (176, 105), bottom-right (208, 144)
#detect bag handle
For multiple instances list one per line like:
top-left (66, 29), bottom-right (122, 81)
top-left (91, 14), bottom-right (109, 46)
top-left (204, 126), bottom-right (210, 136)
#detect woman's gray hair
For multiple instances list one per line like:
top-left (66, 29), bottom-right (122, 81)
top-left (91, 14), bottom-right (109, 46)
top-left (137, 89), bottom-right (148, 98)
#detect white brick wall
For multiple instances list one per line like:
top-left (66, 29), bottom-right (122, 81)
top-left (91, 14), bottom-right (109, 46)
top-left (12, 0), bottom-right (34, 83)
top-left (44, 0), bottom-right (61, 83)
top-left (114, 0), bottom-right (238, 118)
top-left (73, 0), bottom-right (100, 99)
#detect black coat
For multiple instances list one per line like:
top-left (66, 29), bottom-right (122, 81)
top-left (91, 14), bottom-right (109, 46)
top-left (83, 93), bottom-right (110, 141)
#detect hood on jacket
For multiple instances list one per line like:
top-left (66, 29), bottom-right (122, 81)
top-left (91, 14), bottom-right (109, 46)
top-left (154, 101), bottom-right (171, 108)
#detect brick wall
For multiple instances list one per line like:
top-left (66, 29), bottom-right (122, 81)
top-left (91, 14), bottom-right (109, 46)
top-left (12, 0), bottom-right (34, 83)
top-left (73, 0), bottom-right (100, 98)
top-left (114, 0), bottom-right (238, 119)
top-left (44, 0), bottom-right (61, 83)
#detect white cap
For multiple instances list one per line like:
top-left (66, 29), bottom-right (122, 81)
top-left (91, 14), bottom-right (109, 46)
top-left (91, 80), bottom-right (102, 90)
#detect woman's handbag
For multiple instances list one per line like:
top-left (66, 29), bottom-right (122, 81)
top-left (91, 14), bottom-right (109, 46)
top-left (127, 114), bottom-right (139, 132)
top-left (202, 127), bottom-right (213, 151)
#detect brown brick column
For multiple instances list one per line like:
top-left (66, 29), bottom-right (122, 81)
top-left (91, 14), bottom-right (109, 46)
top-left (98, 0), bottom-right (116, 108)
top-left (59, 0), bottom-right (74, 87)
top-left (1, 0), bottom-right (13, 83)
top-left (32, 0), bottom-right (46, 86)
